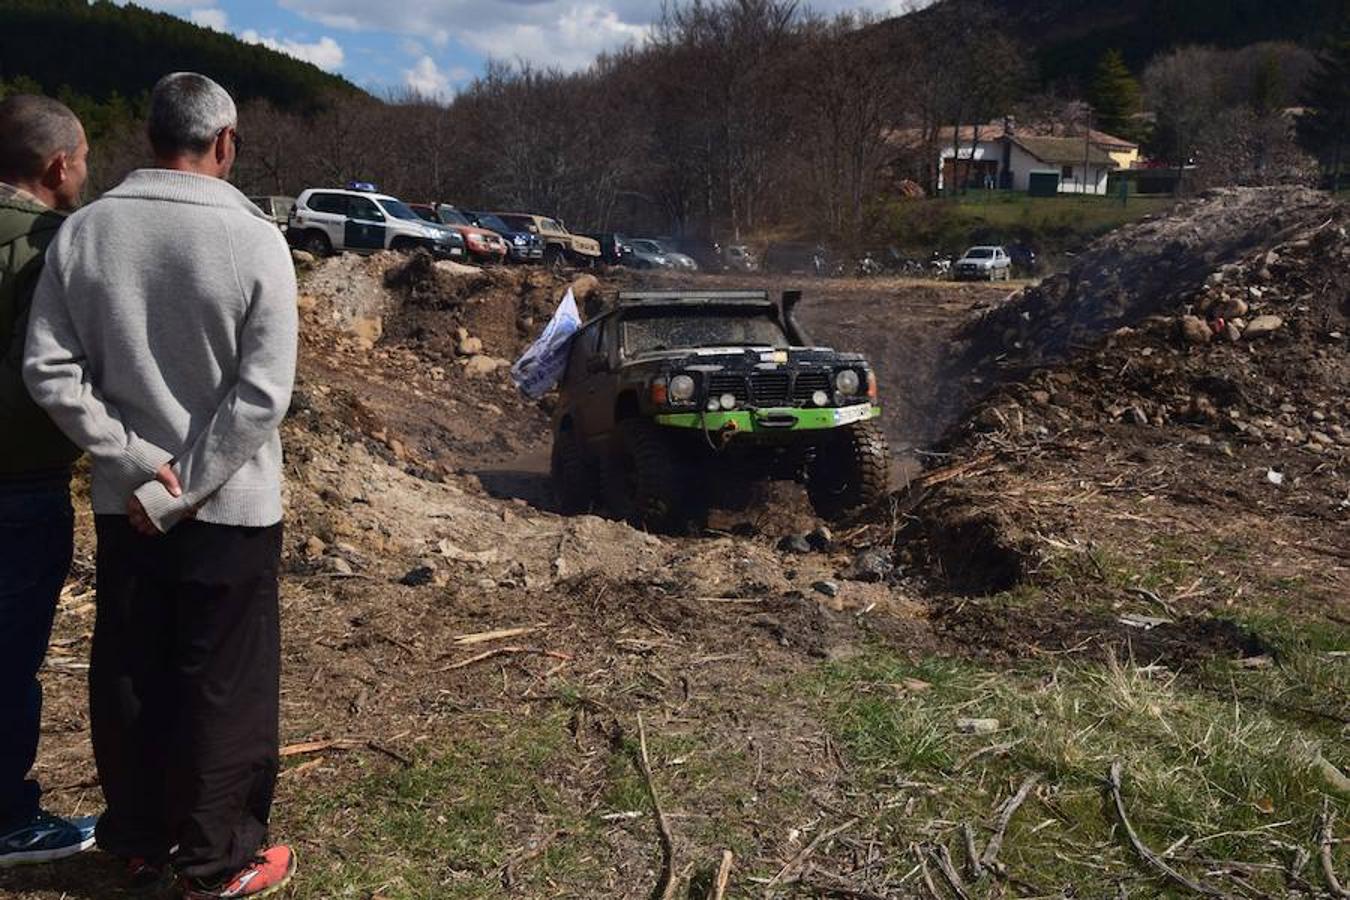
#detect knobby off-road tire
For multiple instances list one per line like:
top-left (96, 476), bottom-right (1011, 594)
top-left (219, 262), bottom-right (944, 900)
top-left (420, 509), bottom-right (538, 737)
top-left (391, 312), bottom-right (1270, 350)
top-left (806, 420), bottom-right (890, 521)
top-left (551, 430), bottom-right (596, 514)
top-left (608, 420), bottom-right (684, 533)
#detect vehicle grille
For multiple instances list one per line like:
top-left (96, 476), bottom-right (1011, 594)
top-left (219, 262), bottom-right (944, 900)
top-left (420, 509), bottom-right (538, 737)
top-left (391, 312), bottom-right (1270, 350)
top-left (751, 372), bottom-right (790, 406)
top-left (793, 372), bottom-right (831, 403)
top-left (708, 374), bottom-right (749, 403)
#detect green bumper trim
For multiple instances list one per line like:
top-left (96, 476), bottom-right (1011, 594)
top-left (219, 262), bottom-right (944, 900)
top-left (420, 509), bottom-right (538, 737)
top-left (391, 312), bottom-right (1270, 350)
top-left (654, 404), bottom-right (879, 433)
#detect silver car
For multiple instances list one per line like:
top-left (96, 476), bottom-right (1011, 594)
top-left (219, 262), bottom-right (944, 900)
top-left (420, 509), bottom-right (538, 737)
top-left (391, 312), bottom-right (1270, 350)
top-left (954, 245), bottom-right (1012, 281)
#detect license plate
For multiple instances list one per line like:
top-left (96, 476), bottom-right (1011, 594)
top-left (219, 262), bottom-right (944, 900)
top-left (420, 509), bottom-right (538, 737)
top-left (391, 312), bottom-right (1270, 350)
top-left (833, 404), bottom-right (872, 426)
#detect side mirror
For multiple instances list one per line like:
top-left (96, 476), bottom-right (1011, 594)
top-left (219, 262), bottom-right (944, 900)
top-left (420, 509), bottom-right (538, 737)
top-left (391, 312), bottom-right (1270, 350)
top-left (586, 355), bottom-right (608, 373)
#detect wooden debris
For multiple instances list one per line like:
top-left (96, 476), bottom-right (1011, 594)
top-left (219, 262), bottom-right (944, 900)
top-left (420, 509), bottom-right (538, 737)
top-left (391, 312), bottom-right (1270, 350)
top-left (980, 774), bottom-right (1038, 874)
top-left (436, 645), bottom-right (572, 672)
top-left (635, 713), bottom-right (678, 900)
top-left (710, 849), bottom-right (733, 900)
top-left (1108, 761), bottom-right (1223, 896)
top-left (1320, 798), bottom-right (1349, 898)
top-left (767, 816), bottom-right (861, 887)
top-left (451, 625), bottom-right (538, 645)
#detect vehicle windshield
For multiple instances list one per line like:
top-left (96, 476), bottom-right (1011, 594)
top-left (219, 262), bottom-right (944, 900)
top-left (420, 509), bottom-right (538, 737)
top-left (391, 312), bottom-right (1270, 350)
top-left (622, 307), bottom-right (788, 354)
top-left (499, 215), bottom-right (536, 232)
top-left (630, 240), bottom-right (662, 255)
top-left (541, 218), bottom-right (564, 233)
top-left (379, 199), bottom-right (425, 222)
top-left (437, 206), bottom-right (471, 226)
top-left (475, 213), bottom-right (514, 233)
top-left (965, 248), bottom-right (994, 259)
top-left (411, 207), bottom-right (437, 222)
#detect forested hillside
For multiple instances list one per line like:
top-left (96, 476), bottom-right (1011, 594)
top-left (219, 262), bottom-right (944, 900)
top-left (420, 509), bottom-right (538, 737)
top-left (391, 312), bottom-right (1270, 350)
top-left (0, 0), bottom-right (360, 112)
top-left (887, 0), bottom-right (1347, 87)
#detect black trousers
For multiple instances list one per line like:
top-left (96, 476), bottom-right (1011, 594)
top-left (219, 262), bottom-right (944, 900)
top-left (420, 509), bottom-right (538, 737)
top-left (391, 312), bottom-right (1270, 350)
top-left (0, 474), bottom-right (72, 829)
top-left (90, 516), bottom-right (282, 881)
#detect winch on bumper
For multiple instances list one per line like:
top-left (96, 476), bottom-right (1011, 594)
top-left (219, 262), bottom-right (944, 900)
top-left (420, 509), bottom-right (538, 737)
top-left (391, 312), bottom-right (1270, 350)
top-left (654, 402), bottom-right (880, 435)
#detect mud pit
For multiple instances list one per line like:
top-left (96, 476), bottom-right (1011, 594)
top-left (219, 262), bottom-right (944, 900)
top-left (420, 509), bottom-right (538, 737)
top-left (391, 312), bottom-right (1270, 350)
top-left (5, 189), bottom-right (1348, 899)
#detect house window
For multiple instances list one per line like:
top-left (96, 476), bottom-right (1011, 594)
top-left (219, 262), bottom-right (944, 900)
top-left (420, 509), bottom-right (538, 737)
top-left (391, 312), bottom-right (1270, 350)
top-left (1061, 165), bottom-right (1074, 179)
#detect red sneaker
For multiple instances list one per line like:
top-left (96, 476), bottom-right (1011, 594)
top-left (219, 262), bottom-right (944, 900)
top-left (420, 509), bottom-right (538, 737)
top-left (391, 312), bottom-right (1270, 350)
top-left (180, 846), bottom-right (296, 899)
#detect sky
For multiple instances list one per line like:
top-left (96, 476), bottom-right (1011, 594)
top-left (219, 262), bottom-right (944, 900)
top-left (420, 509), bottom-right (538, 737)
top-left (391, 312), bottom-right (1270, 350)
top-left (121, 0), bottom-right (921, 99)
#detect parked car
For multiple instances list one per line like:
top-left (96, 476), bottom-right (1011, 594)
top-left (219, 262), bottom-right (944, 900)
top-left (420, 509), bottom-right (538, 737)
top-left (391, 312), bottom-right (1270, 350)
top-left (623, 238), bottom-right (673, 270)
top-left (954, 245), bottom-right (1012, 281)
top-left (763, 242), bottom-right (827, 276)
top-left (409, 203), bottom-right (508, 265)
top-left (490, 213), bottom-right (600, 267)
top-left (287, 186), bottom-right (465, 260)
top-left (665, 237), bottom-right (722, 272)
top-left (463, 210), bottom-right (544, 263)
top-left (249, 195), bottom-right (294, 232)
top-left (586, 232), bottom-right (631, 265)
top-left (1007, 243), bottom-right (1039, 275)
top-left (628, 238), bottom-right (698, 272)
top-left (723, 244), bottom-right (757, 272)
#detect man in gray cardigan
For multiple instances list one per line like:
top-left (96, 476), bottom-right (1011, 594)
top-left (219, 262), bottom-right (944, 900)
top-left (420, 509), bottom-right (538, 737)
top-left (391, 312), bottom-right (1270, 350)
top-left (24, 73), bottom-right (297, 899)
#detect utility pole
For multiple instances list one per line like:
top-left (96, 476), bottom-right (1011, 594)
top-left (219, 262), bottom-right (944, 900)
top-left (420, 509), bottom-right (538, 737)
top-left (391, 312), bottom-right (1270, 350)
top-left (1083, 104), bottom-right (1093, 195)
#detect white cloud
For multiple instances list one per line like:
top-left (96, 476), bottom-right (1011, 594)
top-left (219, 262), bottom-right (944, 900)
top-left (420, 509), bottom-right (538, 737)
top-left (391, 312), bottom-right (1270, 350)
top-left (239, 30), bottom-right (346, 71)
top-left (188, 7), bottom-right (229, 30)
top-left (401, 56), bottom-right (474, 98)
top-left (461, 5), bottom-right (648, 69)
top-left (403, 56), bottom-right (451, 97)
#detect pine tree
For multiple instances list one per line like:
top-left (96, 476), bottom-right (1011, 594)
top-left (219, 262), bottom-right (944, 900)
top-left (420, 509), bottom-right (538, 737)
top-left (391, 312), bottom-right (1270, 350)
top-left (1089, 49), bottom-right (1143, 141)
top-left (1297, 35), bottom-right (1350, 190)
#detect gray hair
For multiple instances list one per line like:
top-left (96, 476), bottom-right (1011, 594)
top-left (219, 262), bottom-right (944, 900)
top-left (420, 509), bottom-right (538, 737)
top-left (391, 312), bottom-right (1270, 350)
top-left (147, 72), bottom-right (237, 157)
top-left (0, 95), bottom-right (83, 182)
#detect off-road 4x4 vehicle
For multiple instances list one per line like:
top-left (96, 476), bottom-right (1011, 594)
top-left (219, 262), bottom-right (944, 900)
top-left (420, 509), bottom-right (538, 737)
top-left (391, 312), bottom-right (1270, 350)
top-left (491, 213), bottom-right (601, 267)
top-left (551, 290), bottom-right (889, 530)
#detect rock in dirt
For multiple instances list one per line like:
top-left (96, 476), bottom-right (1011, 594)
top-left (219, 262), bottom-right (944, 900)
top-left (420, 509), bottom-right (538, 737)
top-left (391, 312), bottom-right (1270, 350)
top-left (328, 557), bottom-right (353, 576)
top-left (840, 548), bottom-right (894, 583)
top-left (291, 249), bottom-right (316, 267)
top-left (457, 336), bottom-right (484, 356)
top-left (1244, 315), bottom-right (1284, 338)
top-left (956, 718), bottom-right (1000, 735)
top-left (1179, 315), bottom-right (1212, 345)
top-left (806, 525), bottom-right (833, 551)
top-left (399, 566), bottom-right (434, 587)
top-left (777, 534), bottom-right (812, 554)
top-left (463, 355), bottom-right (509, 377)
top-left (812, 580), bottom-right (839, 598)
top-left (303, 535), bottom-right (327, 560)
top-left (1215, 296), bottom-right (1249, 319)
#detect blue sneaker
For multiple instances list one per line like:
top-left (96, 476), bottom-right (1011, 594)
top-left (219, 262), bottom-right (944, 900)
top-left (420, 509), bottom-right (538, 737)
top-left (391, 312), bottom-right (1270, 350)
top-left (0, 810), bottom-right (97, 867)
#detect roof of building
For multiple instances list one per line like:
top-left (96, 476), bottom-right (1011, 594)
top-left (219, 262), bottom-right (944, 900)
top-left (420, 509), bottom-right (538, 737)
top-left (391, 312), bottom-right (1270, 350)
top-left (1013, 136), bottom-right (1117, 167)
top-left (886, 119), bottom-right (1139, 153)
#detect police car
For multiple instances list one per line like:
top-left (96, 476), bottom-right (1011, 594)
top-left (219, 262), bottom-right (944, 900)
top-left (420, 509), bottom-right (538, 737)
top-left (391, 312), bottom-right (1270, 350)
top-left (287, 183), bottom-right (465, 260)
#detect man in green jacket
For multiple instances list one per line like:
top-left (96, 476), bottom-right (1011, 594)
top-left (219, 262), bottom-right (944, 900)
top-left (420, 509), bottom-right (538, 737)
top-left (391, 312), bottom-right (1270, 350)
top-left (0, 94), bottom-right (95, 867)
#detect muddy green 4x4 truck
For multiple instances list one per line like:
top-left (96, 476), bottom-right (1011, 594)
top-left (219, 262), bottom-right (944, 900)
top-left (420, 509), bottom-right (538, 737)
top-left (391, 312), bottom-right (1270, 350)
top-left (550, 290), bottom-right (889, 531)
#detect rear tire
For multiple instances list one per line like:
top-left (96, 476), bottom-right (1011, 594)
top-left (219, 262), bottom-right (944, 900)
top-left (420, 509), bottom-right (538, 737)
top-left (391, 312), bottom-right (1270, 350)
top-left (551, 429), bottom-right (596, 514)
top-left (301, 230), bottom-right (331, 258)
top-left (607, 420), bottom-right (684, 532)
top-left (807, 421), bottom-right (890, 521)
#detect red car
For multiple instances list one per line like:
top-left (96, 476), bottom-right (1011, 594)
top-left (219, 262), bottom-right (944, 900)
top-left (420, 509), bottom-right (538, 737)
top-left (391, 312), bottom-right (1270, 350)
top-left (409, 203), bottom-right (508, 264)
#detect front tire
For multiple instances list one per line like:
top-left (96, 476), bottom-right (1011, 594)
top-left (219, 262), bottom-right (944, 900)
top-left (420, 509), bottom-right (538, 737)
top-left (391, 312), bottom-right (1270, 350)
top-left (551, 429), bottom-right (596, 514)
top-left (607, 420), bottom-right (684, 532)
top-left (807, 421), bottom-right (890, 521)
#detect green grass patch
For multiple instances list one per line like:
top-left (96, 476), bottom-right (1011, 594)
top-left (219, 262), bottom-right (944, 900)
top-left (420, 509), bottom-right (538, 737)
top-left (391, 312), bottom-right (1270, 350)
top-left (879, 192), bottom-right (1176, 257)
top-left (279, 712), bottom-right (598, 899)
top-left (813, 645), bottom-right (1348, 896)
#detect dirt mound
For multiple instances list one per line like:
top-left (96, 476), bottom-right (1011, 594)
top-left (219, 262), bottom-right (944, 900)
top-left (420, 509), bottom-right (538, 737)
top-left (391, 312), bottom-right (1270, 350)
top-left (894, 189), bottom-right (1349, 598)
top-left (950, 187), bottom-right (1336, 394)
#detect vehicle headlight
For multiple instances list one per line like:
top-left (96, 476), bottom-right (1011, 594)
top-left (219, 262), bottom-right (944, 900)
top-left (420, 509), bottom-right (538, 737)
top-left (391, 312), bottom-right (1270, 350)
top-left (835, 370), bottom-right (860, 396)
top-left (669, 374), bottom-right (695, 402)
top-left (719, 393), bottom-right (736, 410)
top-left (513, 235), bottom-right (526, 245)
